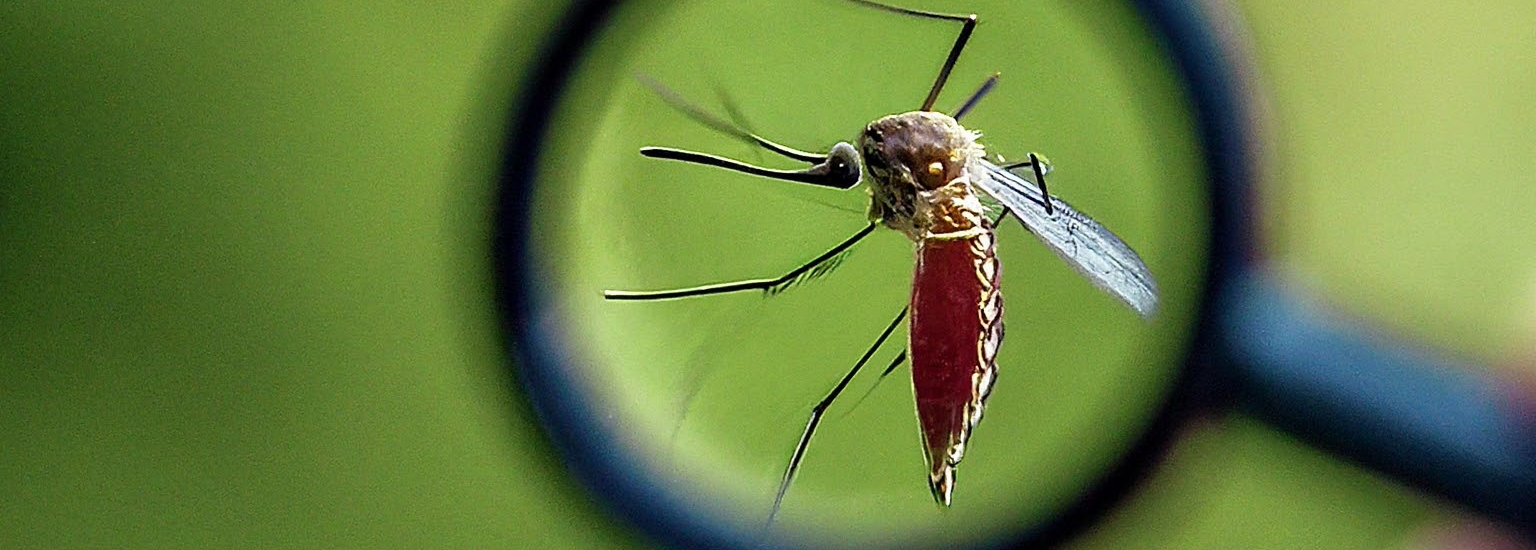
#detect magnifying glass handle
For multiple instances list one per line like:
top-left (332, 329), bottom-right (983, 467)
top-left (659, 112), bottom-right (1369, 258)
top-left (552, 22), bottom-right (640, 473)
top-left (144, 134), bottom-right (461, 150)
top-left (1218, 267), bottom-right (1536, 536)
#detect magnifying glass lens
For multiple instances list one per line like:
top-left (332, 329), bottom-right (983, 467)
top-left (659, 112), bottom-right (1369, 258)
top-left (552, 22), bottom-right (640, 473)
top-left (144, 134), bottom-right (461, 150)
top-left (518, 1), bottom-right (1211, 547)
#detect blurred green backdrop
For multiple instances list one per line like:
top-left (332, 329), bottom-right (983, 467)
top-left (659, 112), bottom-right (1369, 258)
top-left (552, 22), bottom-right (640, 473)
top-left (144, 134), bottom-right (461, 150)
top-left (3, 1), bottom-right (1533, 550)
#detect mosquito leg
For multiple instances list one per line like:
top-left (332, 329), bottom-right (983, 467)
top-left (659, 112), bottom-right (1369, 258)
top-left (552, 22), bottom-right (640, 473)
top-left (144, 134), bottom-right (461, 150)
top-left (604, 222), bottom-right (877, 300)
top-left (990, 206), bottom-right (1014, 227)
top-left (950, 72), bottom-right (1000, 120)
top-left (769, 306), bottom-right (909, 523)
top-left (1026, 152), bottom-right (1053, 215)
top-left (1000, 152), bottom-right (1055, 215)
top-left (837, 350), bottom-right (908, 421)
top-left (878, 349), bottom-right (908, 378)
top-left (842, 0), bottom-right (978, 111)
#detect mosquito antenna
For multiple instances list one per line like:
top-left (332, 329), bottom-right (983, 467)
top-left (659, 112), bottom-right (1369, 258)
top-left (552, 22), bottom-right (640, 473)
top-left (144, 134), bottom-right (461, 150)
top-left (842, 0), bottom-right (977, 111)
top-left (770, 306), bottom-right (909, 523)
top-left (605, 222), bottom-right (877, 301)
top-left (714, 83), bottom-right (757, 139)
top-left (950, 72), bottom-right (999, 120)
top-left (637, 74), bottom-right (826, 163)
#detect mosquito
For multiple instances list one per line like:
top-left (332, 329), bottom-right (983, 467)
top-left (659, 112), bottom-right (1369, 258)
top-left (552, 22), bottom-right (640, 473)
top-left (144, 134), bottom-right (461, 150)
top-left (605, 0), bottom-right (1159, 521)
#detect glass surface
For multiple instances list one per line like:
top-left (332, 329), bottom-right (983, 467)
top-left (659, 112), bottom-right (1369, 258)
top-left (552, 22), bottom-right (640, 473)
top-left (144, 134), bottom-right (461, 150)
top-left (525, 0), bottom-right (1208, 547)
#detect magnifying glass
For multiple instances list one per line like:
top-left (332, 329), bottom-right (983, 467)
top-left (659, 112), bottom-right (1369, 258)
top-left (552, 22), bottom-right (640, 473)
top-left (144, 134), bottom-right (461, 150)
top-left (496, 0), bottom-right (1536, 548)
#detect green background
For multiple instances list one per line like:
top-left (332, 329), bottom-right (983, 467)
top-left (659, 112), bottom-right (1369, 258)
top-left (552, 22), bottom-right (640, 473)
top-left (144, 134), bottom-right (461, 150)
top-left (3, 1), bottom-right (1533, 549)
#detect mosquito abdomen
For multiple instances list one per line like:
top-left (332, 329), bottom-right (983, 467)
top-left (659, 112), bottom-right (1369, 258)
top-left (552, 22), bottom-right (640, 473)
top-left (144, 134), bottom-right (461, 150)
top-left (908, 219), bottom-right (1002, 505)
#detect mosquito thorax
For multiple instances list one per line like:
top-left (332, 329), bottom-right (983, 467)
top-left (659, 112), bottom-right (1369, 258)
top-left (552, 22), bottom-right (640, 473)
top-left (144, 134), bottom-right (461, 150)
top-left (858, 111), bottom-right (987, 241)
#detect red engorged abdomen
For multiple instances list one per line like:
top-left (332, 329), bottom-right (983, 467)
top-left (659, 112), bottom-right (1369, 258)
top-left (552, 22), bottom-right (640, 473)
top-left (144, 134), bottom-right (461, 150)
top-left (908, 228), bottom-right (1001, 502)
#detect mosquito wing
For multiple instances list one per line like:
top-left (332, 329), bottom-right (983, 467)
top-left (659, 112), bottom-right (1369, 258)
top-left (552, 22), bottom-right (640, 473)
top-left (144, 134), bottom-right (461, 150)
top-left (975, 160), bottom-right (1159, 318)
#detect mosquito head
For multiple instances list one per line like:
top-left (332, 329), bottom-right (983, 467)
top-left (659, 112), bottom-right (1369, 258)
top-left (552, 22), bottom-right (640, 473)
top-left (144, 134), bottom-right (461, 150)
top-left (859, 111), bottom-right (981, 192)
top-left (858, 111), bottom-right (984, 237)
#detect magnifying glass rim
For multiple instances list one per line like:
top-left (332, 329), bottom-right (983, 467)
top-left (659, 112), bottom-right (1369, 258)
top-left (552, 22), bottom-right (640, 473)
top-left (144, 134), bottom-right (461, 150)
top-left (494, 0), bottom-right (1258, 548)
